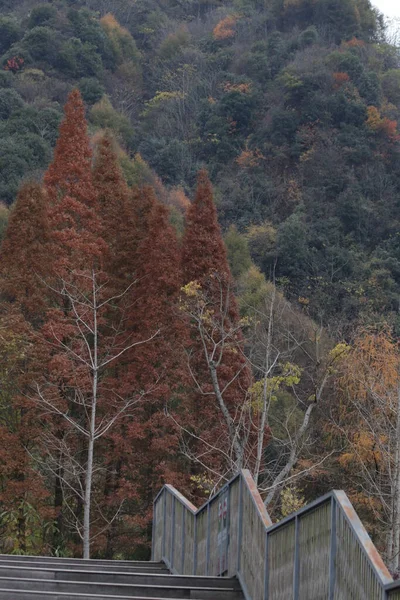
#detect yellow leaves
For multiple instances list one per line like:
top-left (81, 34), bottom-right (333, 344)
top-left (249, 363), bottom-right (302, 412)
top-left (190, 473), bottom-right (214, 495)
top-left (181, 281), bottom-right (201, 298)
top-left (298, 296), bottom-right (309, 306)
top-left (213, 15), bottom-right (240, 41)
top-left (142, 91), bottom-right (186, 117)
top-left (366, 106), bottom-right (383, 131)
top-left (280, 486), bottom-right (305, 518)
top-left (329, 342), bottom-right (351, 362)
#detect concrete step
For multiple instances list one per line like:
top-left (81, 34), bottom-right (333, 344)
top-left (0, 577), bottom-right (243, 599)
top-left (0, 592), bottom-right (209, 600)
top-left (0, 566), bottom-right (239, 589)
top-left (0, 556), bottom-right (163, 569)
top-left (0, 561), bottom-right (169, 575)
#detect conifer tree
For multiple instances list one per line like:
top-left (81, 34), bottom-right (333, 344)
top-left (181, 171), bottom-right (252, 482)
top-left (44, 89), bottom-right (103, 270)
top-left (92, 132), bottom-right (134, 290)
top-left (108, 192), bottom-right (188, 549)
top-left (0, 182), bottom-right (50, 325)
top-left (182, 170), bottom-right (230, 283)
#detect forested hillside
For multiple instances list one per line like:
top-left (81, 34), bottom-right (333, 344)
top-left (0, 0), bottom-right (399, 326)
top-left (1, 0), bottom-right (400, 574)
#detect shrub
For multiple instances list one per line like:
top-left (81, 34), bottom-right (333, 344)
top-left (56, 38), bottom-right (103, 78)
top-left (78, 77), bottom-right (105, 105)
top-left (0, 70), bottom-right (13, 88)
top-left (100, 13), bottom-right (140, 65)
top-left (0, 17), bottom-right (21, 55)
top-left (0, 89), bottom-right (24, 120)
top-left (90, 96), bottom-right (134, 146)
top-left (21, 27), bottom-right (58, 62)
top-left (28, 5), bottom-right (57, 29)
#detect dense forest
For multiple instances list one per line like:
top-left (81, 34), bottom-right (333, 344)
top-left (1, 0), bottom-right (400, 575)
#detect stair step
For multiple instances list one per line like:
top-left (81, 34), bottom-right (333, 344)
top-left (0, 592), bottom-right (220, 600)
top-left (0, 555), bottom-right (163, 568)
top-left (0, 566), bottom-right (239, 588)
top-left (0, 562), bottom-right (169, 575)
top-left (0, 577), bottom-right (243, 599)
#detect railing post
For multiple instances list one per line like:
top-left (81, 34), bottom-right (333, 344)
top-left (206, 503), bottom-right (211, 575)
top-left (193, 513), bottom-right (198, 575)
top-left (293, 515), bottom-right (300, 600)
top-left (181, 507), bottom-right (186, 574)
top-left (264, 530), bottom-right (269, 600)
top-left (151, 496), bottom-right (156, 560)
top-left (237, 475), bottom-right (243, 573)
top-left (170, 495), bottom-right (176, 570)
top-left (329, 497), bottom-right (337, 600)
top-left (162, 489), bottom-right (167, 560)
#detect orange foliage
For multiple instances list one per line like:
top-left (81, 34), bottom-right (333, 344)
top-left (333, 72), bottom-right (350, 89)
top-left (343, 37), bottom-right (365, 48)
top-left (100, 13), bottom-right (130, 37)
top-left (167, 186), bottom-right (190, 212)
top-left (213, 15), bottom-right (239, 41)
top-left (223, 81), bottom-right (251, 94)
top-left (236, 147), bottom-right (264, 169)
top-left (366, 106), bottom-right (400, 142)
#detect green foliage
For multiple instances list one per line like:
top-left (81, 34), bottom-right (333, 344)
top-left (68, 8), bottom-right (114, 67)
top-left (100, 13), bottom-right (140, 65)
top-left (225, 225), bottom-right (252, 278)
top-left (0, 16), bottom-right (20, 55)
top-left (21, 26), bottom-right (59, 62)
top-left (56, 38), bottom-right (103, 78)
top-left (90, 96), bottom-right (134, 147)
top-left (78, 77), bottom-right (105, 105)
top-left (0, 70), bottom-right (12, 88)
top-left (382, 69), bottom-right (400, 106)
top-left (0, 88), bottom-right (23, 119)
top-left (28, 4), bottom-right (57, 29)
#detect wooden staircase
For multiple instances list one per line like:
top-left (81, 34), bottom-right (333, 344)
top-left (0, 555), bottom-right (244, 599)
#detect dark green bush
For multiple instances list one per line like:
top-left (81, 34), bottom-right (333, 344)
top-left (0, 89), bottom-right (24, 119)
top-left (21, 26), bottom-right (59, 62)
top-left (28, 5), bottom-right (57, 29)
top-left (0, 17), bottom-right (21, 55)
top-left (78, 77), bottom-right (105, 105)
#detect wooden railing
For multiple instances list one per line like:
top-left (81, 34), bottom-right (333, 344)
top-left (152, 469), bottom-right (400, 599)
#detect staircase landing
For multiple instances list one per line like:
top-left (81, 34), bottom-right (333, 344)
top-left (0, 555), bottom-right (244, 599)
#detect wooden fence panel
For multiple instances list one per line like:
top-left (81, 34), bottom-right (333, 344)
top-left (153, 493), bottom-right (164, 561)
top-left (183, 511), bottom-right (195, 575)
top-left (228, 478), bottom-right (240, 577)
top-left (196, 508), bottom-right (208, 575)
top-left (240, 483), bottom-right (267, 600)
top-left (298, 502), bottom-right (331, 600)
top-left (172, 499), bottom-right (183, 572)
top-left (268, 521), bottom-right (296, 600)
top-left (208, 495), bottom-right (220, 575)
top-left (334, 507), bottom-right (383, 600)
top-left (152, 472), bottom-right (398, 600)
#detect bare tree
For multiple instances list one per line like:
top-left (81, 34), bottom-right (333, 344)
top-left (30, 270), bottom-right (158, 558)
top-left (177, 274), bottom-right (339, 505)
top-left (332, 328), bottom-right (400, 572)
